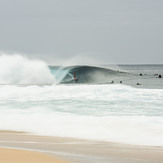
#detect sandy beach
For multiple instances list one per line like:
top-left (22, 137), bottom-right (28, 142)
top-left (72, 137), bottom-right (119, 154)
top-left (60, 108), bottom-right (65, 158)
top-left (0, 148), bottom-right (69, 163)
top-left (0, 131), bottom-right (163, 163)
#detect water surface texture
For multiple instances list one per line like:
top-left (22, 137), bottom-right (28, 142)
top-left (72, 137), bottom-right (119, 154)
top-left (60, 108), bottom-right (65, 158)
top-left (0, 55), bottom-right (163, 146)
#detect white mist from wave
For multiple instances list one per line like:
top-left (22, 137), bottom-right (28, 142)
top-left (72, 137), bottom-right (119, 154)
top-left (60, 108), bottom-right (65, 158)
top-left (0, 53), bottom-right (56, 85)
top-left (56, 52), bottom-right (116, 67)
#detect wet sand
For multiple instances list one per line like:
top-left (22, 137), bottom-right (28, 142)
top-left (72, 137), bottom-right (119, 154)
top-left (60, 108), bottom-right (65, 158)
top-left (0, 131), bottom-right (163, 163)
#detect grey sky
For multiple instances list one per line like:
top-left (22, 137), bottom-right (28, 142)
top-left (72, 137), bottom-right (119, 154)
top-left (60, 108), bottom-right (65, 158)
top-left (0, 0), bottom-right (163, 64)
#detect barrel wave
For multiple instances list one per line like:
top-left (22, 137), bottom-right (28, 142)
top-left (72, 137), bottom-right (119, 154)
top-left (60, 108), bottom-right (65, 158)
top-left (49, 65), bottom-right (131, 84)
top-left (0, 54), bottom-right (133, 85)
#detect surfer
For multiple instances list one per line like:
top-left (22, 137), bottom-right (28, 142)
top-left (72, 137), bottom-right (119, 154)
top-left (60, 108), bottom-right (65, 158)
top-left (158, 74), bottom-right (162, 78)
top-left (73, 72), bottom-right (78, 82)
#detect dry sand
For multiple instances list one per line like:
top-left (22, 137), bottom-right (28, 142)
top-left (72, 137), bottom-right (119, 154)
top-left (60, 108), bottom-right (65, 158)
top-left (0, 148), bottom-right (70, 163)
top-left (0, 131), bottom-right (163, 163)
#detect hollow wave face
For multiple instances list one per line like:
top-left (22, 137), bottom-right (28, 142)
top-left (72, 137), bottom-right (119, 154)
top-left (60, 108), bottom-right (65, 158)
top-left (49, 65), bottom-right (131, 84)
top-left (0, 54), bottom-right (56, 85)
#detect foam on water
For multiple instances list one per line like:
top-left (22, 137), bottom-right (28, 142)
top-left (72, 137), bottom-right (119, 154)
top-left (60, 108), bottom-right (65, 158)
top-left (0, 84), bottom-right (163, 146)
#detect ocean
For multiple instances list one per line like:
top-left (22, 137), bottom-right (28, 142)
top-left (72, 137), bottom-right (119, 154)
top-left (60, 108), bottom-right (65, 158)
top-left (0, 54), bottom-right (163, 146)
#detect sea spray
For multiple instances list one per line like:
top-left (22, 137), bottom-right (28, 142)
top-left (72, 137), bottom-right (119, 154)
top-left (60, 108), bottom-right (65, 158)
top-left (0, 54), bottom-right (56, 84)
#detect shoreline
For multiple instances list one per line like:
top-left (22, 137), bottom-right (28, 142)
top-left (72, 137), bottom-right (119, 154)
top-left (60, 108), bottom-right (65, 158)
top-left (0, 131), bottom-right (163, 163)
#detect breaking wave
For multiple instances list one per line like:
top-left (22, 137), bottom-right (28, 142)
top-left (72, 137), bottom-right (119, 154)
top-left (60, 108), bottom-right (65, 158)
top-left (0, 54), bottom-right (56, 85)
top-left (0, 54), bottom-right (135, 85)
top-left (49, 65), bottom-right (132, 84)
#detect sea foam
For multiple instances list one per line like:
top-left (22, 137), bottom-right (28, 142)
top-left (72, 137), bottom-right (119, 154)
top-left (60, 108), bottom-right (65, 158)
top-left (0, 53), bottom-right (56, 84)
top-left (0, 84), bottom-right (163, 146)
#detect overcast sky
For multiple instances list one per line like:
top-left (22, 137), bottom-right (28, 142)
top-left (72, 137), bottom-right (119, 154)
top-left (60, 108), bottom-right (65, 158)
top-left (0, 0), bottom-right (163, 64)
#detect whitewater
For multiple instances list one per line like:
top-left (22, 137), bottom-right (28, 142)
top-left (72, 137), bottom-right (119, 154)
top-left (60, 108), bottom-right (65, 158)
top-left (0, 54), bottom-right (163, 147)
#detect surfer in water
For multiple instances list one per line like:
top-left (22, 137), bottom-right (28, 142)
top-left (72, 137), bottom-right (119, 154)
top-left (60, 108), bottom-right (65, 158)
top-left (73, 72), bottom-right (78, 82)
